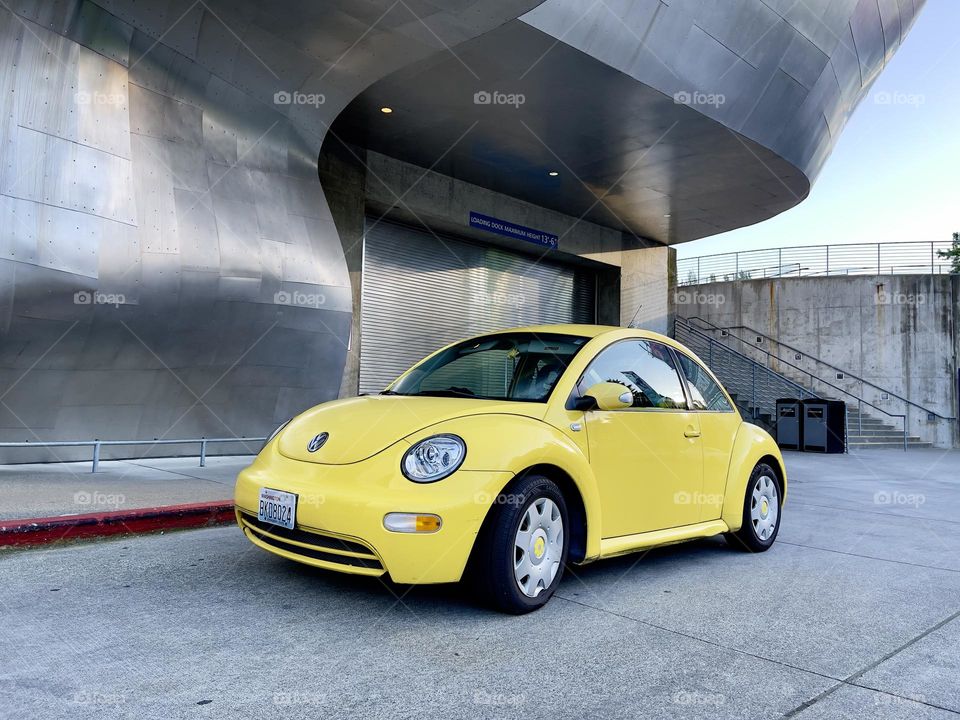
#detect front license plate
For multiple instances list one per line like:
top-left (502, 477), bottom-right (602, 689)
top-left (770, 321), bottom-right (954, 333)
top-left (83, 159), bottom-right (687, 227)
top-left (258, 488), bottom-right (297, 530)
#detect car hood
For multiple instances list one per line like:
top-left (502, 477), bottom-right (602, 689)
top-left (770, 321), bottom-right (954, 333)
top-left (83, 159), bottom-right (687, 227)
top-left (276, 395), bottom-right (546, 464)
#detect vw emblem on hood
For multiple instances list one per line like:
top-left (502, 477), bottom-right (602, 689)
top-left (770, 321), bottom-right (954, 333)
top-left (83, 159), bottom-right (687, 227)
top-left (307, 432), bottom-right (329, 453)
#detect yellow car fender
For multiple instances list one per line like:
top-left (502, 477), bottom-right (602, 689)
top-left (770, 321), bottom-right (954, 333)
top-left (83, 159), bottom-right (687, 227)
top-left (721, 422), bottom-right (787, 531)
top-left (402, 413), bottom-right (603, 562)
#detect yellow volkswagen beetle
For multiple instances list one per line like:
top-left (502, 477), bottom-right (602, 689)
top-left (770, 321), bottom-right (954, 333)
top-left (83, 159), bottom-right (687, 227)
top-left (235, 325), bottom-right (785, 613)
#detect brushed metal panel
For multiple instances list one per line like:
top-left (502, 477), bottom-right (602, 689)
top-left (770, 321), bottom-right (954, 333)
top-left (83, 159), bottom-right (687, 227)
top-left (36, 204), bottom-right (100, 277)
top-left (877, 0), bottom-right (903, 58)
top-left (76, 44), bottom-right (132, 159)
top-left (70, 0), bottom-right (135, 66)
top-left (97, 215), bottom-right (141, 302)
top-left (174, 188), bottom-right (220, 271)
top-left (128, 82), bottom-right (204, 149)
top-left (0, 195), bottom-right (39, 265)
top-left (849, 0), bottom-right (887, 86)
top-left (201, 112), bottom-right (239, 166)
top-left (14, 24), bottom-right (80, 143)
top-left (779, 30), bottom-right (830, 90)
top-left (2, 125), bottom-right (137, 225)
top-left (130, 134), bottom-right (179, 253)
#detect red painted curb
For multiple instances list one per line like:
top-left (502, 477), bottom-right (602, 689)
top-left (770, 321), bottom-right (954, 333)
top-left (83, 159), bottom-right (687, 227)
top-left (0, 501), bottom-right (236, 547)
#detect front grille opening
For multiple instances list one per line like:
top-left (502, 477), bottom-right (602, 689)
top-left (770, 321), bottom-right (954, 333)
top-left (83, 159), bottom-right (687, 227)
top-left (241, 513), bottom-right (383, 570)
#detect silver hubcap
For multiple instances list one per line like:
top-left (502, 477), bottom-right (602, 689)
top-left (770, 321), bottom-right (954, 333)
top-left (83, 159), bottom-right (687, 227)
top-left (514, 498), bottom-right (563, 598)
top-left (750, 474), bottom-right (779, 541)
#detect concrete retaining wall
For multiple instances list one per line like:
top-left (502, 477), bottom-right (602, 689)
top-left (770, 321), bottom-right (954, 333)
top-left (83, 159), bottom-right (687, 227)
top-left (677, 275), bottom-right (959, 447)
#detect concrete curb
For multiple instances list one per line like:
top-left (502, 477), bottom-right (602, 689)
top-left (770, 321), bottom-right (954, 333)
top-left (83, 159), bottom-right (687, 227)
top-left (0, 501), bottom-right (235, 548)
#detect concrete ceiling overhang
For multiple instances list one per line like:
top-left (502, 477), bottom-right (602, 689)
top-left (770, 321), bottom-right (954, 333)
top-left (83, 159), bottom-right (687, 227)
top-left (332, 19), bottom-right (810, 245)
top-left (333, 0), bottom-right (926, 246)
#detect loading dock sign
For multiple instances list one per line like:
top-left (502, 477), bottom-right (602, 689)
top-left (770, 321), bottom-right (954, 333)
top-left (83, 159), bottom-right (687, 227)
top-left (469, 211), bottom-right (559, 249)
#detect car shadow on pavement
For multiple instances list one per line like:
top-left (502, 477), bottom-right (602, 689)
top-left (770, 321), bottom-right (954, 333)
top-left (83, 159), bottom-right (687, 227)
top-left (251, 534), bottom-right (740, 617)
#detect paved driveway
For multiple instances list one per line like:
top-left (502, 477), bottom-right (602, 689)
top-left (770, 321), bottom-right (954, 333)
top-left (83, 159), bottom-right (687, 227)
top-left (1, 449), bottom-right (958, 719)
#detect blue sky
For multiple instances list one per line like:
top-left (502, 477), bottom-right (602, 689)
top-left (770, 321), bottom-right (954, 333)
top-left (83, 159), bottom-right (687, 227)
top-left (677, 0), bottom-right (960, 259)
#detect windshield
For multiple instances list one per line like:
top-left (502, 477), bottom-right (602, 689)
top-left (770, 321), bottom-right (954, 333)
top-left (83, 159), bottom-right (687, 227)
top-left (387, 332), bottom-right (589, 402)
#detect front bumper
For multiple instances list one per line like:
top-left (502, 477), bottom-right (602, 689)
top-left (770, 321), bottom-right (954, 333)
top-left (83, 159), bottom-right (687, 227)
top-left (234, 442), bottom-right (513, 584)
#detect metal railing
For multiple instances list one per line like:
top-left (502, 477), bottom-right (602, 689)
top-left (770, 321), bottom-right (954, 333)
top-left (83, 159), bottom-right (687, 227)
top-left (0, 437), bottom-right (266, 473)
top-left (684, 317), bottom-right (956, 432)
top-left (678, 240), bottom-right (956, 286)
top-left (675, 318), bottom-right (820, 419)
top-left (676, 317), bottom-right (911, 450)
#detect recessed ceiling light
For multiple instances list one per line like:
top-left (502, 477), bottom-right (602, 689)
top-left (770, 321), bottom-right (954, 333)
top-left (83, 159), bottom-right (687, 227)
top-left (548, 171), bottom-right (559, 176)
top-left (380, 106), bottom-right (393, 114)
top-left (663, 213), bottom-right (671, 218)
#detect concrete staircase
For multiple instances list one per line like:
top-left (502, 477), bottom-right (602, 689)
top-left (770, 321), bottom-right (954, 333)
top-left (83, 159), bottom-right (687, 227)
top-left (675, 319), bottom-right (932, 449)
top-left (845, 406), bottom-right (932, 449)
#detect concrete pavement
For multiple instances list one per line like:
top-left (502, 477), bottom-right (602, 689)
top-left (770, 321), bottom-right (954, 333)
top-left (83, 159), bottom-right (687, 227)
top-left (0, 456), bottom-right (250, 520)
top-left (0, 448), bottom-right (958, 719)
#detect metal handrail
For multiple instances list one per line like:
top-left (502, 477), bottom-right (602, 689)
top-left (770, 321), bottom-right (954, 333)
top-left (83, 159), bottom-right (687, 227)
top-left (678, 240), bottom-right (955, 285)
top-left (685, 316), bottom-right (956, 422)
top-left (676, 318), bottom-right (909, 449)
top-left (0, 436), bottom-right (266, 473)
top-left (675, 319), bottom-right (819, 401)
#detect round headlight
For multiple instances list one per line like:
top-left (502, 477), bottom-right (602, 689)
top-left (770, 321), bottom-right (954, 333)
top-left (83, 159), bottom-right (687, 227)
top-left (401, 434), bottom-right (466, 483)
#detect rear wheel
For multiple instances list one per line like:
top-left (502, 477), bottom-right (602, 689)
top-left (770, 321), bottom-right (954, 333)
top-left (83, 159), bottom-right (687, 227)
top-left (469, 475), bottom-right (569, 614)
top-left (726, 462), bottom-right (782, 552)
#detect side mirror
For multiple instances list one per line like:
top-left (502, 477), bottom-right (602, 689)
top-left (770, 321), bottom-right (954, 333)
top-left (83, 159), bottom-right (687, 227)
top-left (579, 382), bottom-right (634, 411)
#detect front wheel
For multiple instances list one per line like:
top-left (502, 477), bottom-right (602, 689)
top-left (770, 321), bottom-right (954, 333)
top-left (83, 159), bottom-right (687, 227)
top-left (469, 475), bottom-right (569, 614)
top-left (726, 463), bottom-right (782, 552)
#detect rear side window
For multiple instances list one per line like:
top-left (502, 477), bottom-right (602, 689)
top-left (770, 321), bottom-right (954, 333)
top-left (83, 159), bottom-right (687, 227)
top-left (578, 340), bottom-right (688, 409)
top-left (676, 353), bottom-right (733, 412)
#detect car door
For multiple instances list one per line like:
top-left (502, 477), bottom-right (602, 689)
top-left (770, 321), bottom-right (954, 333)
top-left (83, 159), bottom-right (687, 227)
top-left (577, 339), bottom-right (704, 538)
top-left (674, 351), bottom-right (742, 522)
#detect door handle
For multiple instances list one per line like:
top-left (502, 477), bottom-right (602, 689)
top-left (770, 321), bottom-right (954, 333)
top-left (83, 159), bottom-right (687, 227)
top-left (684, 427), bottom-right (701, 438)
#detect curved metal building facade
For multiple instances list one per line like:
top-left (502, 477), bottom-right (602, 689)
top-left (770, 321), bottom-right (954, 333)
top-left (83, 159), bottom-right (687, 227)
top-left (0, 0), bottom-right (925, 458)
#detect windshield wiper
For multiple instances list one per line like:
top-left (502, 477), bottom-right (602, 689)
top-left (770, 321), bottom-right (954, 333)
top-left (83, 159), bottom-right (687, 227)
top-left (412, 388), bottom-right (476, 398)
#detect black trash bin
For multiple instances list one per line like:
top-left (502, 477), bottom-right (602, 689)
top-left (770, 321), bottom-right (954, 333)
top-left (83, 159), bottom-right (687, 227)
top-left (775, 399), bottom-right (803, 450)
top-left (802, 399), bottom-right (846, 453)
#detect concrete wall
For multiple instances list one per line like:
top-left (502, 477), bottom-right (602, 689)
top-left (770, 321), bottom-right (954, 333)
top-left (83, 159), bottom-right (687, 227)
top-left (621, 244), bottom-right (677, 337)
top-left (678, 275), bottom-right (959, 447)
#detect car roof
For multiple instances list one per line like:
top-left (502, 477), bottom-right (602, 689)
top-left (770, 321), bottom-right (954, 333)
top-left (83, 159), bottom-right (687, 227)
top-left (486, 324), bottom-right (673, 343)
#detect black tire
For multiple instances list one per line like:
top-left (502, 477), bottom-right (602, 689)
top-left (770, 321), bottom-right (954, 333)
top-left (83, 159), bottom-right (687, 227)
top-left (726, 462), bottom-right (782, 553)
top-left (469, 474), bottom-right (569, 614)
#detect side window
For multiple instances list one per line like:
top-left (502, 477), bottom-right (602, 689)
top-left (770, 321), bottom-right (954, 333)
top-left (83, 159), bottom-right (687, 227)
top-left (676, 353), bottom-right (733, 412)
top-left (578, 340), bottom-right (688, 410)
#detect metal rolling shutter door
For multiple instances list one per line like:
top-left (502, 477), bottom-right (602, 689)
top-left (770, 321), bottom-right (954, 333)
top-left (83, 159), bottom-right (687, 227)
top-left (360, 219), bottom-right (596, 393)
